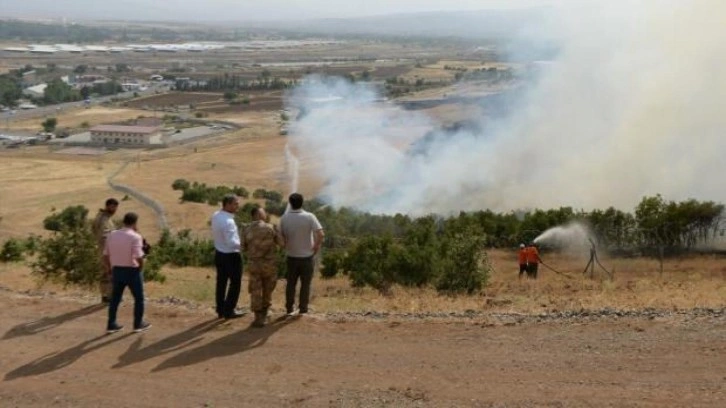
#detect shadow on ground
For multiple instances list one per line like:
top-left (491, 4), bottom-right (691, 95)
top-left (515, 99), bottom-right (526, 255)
top-left (4, 333), bottom-right (132, 381)
top-left (113, 318), bottom-right (222, 369)
top-left (152, 316), bottom-right (296, 372)
top-left (2, 304), bottom-right (106, 340)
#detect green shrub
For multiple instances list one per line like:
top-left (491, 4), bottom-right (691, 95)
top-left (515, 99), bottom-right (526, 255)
top-left (31, 225), bottom-right (103, 287)
top-left (435, 232), bottom-right (491, 294)
top-left (43, 205), bottom-right (89, 231)
top-left (346, 235), bottom-right (399, 294)
top-left (171, 178), bottom-right (190, 191)
top-left (1, 238), bottom-right (26, 262)
top-left (321, 250), bottom-right (346, 279)
top-left (144, 229), bottom-right (215, 276)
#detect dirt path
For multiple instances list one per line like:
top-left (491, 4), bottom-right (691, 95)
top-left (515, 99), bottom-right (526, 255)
top-left (1, 291), bottom-right (724, 407)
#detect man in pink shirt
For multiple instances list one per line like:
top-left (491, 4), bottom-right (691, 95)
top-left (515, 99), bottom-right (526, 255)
top-left (104, 212), bottom-right (151, 334)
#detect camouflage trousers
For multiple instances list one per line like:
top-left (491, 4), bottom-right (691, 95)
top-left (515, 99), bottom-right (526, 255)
top-left (98, 249), bottom-right (112, 298)
top-left (247, 261), bottom-right (278, 313)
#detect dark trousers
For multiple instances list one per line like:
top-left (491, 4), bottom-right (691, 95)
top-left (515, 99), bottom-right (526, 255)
top-left (519, 264), bottom-right (527, 278)
top-left (527, 263), bottom-right (539, 279)
top-left (108, 266), bottom-right (144, 329)
top-left (286, 256), bottom-right (314, 313)
top-left (215, 251), bottom-right (242, 317)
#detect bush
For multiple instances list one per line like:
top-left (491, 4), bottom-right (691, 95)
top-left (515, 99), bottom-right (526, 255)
top-left (335, 218), bottom-right (492, 294)
top-left (264, 199), bottom-right (287, 217)
top-left (180, 183), bottom-right (207, 203)
top-left (233, 186), bottom-right (250, 199)
top-left (176, 181), bottom-right (250, 205)
top-left (435, 232), bottom-right (491, 294)
top-left (346, 235), bottom-right (399, 294)
top-left (144, 229), bottom-right (215, 277)
top-left (31, 206), bottom-right (166, 287)
top-left (321, 250), bottom-right (346, 279)
top-left (43, 205), bottom-right (89, 232)
top-left (253, 188), bottom-right (283, 203)
top-left (41, 117), bottom-right (57, 133)
top-left (1, 238), bottom-right (26, 262)
top-left (31, 225), bottom-right (104, 287)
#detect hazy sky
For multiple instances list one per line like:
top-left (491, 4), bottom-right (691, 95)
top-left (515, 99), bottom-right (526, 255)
top-left (1, 0), bottom-right (572, 21)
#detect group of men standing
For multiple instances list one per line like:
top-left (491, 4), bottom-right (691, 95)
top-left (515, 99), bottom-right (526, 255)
top-left (518, 242), bottom-right (542, 279)
top-left (212, 192), bottom-right (324, 327)
top-left (93, 192), bottom-right (324, 333)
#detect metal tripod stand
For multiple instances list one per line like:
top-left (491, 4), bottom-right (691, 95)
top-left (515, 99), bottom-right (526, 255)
top-left (582, 238), bottom-right (613, 280)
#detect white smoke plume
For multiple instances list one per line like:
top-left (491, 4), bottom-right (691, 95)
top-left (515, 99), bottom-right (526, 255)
top-left (287, 1), bottom-right (726, 215)
top-left (533, 222), bottom-right (595, 250)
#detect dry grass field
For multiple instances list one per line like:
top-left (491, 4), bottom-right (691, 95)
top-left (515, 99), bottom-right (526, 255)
top-left (0, 155), bottom-right (161, 242)
top-left (5, 107), bottom-right (152, 132)
top-left (0, 104), bottom-right (321, 241)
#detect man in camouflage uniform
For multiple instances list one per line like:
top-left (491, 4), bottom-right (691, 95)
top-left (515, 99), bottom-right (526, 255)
top-left (242, 206), bottom-right (284, 327)
top-left (92, 198), bottom-right (119, 303)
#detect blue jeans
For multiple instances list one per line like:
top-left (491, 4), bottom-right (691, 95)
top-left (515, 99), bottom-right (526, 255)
top-left (107, 266), bottom-right (144, 329)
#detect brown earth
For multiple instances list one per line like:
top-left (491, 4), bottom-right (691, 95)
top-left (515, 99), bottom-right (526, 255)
top-left (125, 92), bottom-right (222, 109)
top-left (0, 289), bottom-right (724, 407)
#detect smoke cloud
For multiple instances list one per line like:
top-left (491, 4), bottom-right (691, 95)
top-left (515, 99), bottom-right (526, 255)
top-left (287, 1), bottom-right (726, 216)
top-left (533, 222), bottom-right (594, 250)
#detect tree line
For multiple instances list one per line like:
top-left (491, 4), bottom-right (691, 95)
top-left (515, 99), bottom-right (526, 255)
top-left (308, 195), bottom-right (724, 254)
top-left (174, 72), bottom-right (297, 92)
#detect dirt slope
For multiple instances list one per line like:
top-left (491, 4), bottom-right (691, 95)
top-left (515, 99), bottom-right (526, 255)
top-left (1, 291), bottom-right (724, 407)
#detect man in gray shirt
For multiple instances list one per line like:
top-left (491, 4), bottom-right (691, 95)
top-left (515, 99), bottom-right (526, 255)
top-left (279, 193), bottom-right (324, 316)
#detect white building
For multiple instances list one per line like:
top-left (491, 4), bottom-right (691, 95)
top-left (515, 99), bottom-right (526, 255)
top-left (90, 125), bottom-right (161, 145)
top-left (22, 83), bottom-right (47, 98)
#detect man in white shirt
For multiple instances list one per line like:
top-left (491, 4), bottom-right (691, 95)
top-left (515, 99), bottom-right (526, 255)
top-left (211, 194), bottom-right (243, 319)
top-left (280, 193), bottom-right (324, 316)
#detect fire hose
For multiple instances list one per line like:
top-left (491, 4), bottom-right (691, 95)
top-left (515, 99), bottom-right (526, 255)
top-left (538, 260), bottom-right (575, 280)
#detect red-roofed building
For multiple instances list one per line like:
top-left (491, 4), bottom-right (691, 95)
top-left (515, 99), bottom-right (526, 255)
top-left (90, 124), bottom-right (161, 145)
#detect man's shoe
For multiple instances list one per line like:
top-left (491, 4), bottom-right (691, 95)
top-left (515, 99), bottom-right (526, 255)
top-left (224, 311), bottom-right (245, 320)
top-left (101, 296), bottom-right (111, 304)
top-left (133, 322), bottom-right (152, 333)
top-left (285, 309), bottom-right (299, 318)
top-left (107, 324), bottom-right (123, 334)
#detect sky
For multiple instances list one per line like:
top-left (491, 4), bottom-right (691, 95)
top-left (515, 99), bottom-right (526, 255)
top-left (0, 0), bottom-right (573, 21)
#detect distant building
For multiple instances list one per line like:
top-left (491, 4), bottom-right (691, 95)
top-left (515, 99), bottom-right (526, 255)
top-left (22, 83), bottom-right (47, 98)
top-left (71, 74), bottom-right (109, 88)
top-left (90, 124), bottom-right (161, 145)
